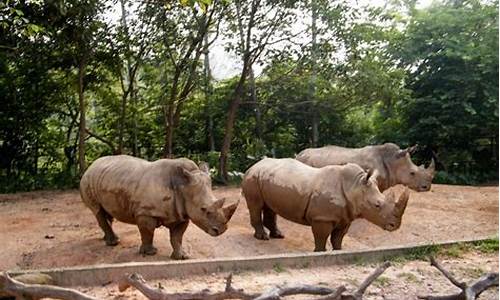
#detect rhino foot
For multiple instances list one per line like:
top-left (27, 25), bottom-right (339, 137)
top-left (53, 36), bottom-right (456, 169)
top-left (103, 236), bottom-right (120, 246)
top-left (254, 232), bottom-right (269, 240)
top-left (269, 231), bottom-right (285, 239)
top-left (171, 250), bottom-right (190, 260)
top-left (139, 245), bottom-right (158, 256)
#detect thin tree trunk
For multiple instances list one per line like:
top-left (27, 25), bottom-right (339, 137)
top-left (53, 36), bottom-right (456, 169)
top-left (249, 69), bottom-right (262, 140)
top-left (309, 0), bottom-right (319, 147)
top-left (78, 58), bottom-right (87, 177)
top-left (132, 88), bottom-right (138, 156)
top-left (203, 34), bottom-right (215, 152)
top-left (219, 63), bottom-right (249, 182)
top-left (118, 0), bottom-right (131, 154)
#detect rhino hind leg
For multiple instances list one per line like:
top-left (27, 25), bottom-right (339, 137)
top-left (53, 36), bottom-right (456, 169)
top-left (330, 223), bottom-right (350, 250)
top-left (96, 207), bottom-right (120, 246)
top-left (247, 202), bottom-right (269, 240)
top-left (263, 204), bottom-right (284, 239)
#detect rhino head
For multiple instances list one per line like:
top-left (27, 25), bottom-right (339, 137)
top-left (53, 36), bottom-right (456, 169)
top-left (356, 169), bottom-right (410, 231)
top-left (389, 145), bottom-right (435, 192)
top-left (174, 164), bottom-right (239, 236)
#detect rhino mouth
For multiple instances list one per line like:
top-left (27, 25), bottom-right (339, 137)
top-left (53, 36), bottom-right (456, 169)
top-left (207, 225), bottom-right (226, 236)
top-left (384, 223), bottom-right (397, 231)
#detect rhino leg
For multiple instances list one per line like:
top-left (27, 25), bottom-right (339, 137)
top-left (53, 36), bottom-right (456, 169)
top-left (330, 223), bottom-right (350, 250)
top-left (137, 216), bottom-right (158, 256)
top-left (249, 207), bottom-right (269, 240)
top-left (311, 221), bottom-right (333, 252)
top-left (169, 221), bottom-right (190, 260)
top-left (96, 207), bottom-right (119, 246)
top-left (263, 205), bottom-right (284, 239)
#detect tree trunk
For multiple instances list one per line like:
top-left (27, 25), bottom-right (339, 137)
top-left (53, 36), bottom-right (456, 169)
top-left (249, 69), bottom-right (262, 140)
top-left (118, 0), bottom-right (131, 155)
top-left (164, 104), bottom-right (175, 158)
top-left (219, 64), bottom-right (249, 182)
top-left (203, 34), bottom-right (215, 152)
top-left (132, 88), bottom-right (138, 156)
top-left (309, 0), bottom-right (319, 147)
top-left (77, 58), bottom-right (87, 177)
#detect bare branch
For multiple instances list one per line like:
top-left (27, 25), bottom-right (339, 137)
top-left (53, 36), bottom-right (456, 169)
top-left (430, 257), bottom-right (467, 289)
top-left (0, 272), bottom-right (98, 300)
top-left (418, 257), bottom-right (499, 300)
top-left (85, 128), bottom-right (117, 153)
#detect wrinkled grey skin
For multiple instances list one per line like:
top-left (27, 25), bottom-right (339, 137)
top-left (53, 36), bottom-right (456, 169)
top-left (241, 158), bottom-right (410, 252)
top-left (296, 143), bottom-right (435, 192)
top-left (80, 155), bottom-right (238, 260)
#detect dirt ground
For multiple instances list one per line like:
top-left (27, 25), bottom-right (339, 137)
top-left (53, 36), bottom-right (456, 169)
top-left (84, 251), bottom-right (499, 300)
top-left (0, 184), bottom-right (498, 271)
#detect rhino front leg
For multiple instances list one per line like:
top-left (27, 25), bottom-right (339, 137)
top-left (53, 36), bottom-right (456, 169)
top-left (96, 207), bottom-right (119, 246)
top-left (169, 221), bottom-right (190, 260)
top-left (136, 216), bottom-right (158, 256)
top-left (330, 223), bottom-right (350, 250)
top-left (311, 221), bottom-right (334, 252)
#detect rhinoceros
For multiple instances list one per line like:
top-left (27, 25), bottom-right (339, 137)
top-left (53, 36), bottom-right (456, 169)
top-left (80, 155), bottom-right (238, 259)
top-left (241, 158), bottom-right (410, 251)
top-left (296, 143), bottom-right (435, 192)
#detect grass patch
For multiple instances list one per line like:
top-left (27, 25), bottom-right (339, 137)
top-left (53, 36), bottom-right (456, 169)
top-left (397, 272), bottom-right (419, 283)
top-left (272, 263), bottom-right (286, 273)
top-left (472, 237), bottom-right (498, 253)
top-left (374, 276), bottom-right (391, 287)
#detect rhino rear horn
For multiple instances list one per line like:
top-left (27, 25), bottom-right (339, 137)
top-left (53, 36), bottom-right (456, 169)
top-left (395, 144), bottom-right (418, 159)
top-left (396, 188), bottom-right (410, 215)
top-left (427, 158), bottom-right (436, 174)
top-left (199, 161), bottom-right (210, 174)
top-left (223, 199), bottom-right (239, 222)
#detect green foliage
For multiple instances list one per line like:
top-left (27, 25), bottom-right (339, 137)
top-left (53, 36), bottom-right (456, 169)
top-left (395, 0), bottom-right (498, 180)
top-left (0, 0), bottom-right (497, 192)
top-left (472, 237), bottom-right (499, 254)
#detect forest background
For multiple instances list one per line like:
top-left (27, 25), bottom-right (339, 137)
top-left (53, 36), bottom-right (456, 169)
top-left (0, 0), bottom-right (498, 192)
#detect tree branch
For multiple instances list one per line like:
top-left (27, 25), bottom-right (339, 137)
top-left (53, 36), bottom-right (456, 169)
top-left (418, 257), bottom-right (499, 300)
top-left (85, 128), bottom-right (117, 153)
top-left (0, 272), bottom-right (98, 300)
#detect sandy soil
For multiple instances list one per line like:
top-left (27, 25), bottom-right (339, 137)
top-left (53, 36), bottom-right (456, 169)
top-left (84, 251), bottom-right (499, 300)
top-left (0, 184), bottom-right (497, 271)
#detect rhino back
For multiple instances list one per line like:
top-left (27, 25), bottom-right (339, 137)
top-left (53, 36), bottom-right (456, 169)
top-left (251, 158), bottom-right (321, 225)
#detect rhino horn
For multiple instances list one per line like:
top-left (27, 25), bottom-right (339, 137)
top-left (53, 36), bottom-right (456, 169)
top-left (199, 161), bottom-right (210, 174)
top-left (396, 144), bottom-right (418, 159)
top-left (222, 199), bottom-right (239, 222)
top-left (427, 158), bottom-right (436, 174)
top-left (408, 144), bottom-right (418, 154)
top-left (395, 188), bottom-right (410, 216)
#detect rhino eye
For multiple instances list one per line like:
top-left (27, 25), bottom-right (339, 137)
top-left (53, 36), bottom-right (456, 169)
top-left (410, 171), bottom-right (415, 176)
top-left (201, 207), bottom-right (208, 213)
top-left (374, 202), bottom-right (381, 209)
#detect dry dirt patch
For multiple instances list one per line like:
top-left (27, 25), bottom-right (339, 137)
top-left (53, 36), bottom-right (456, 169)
top-left (0, 184), bottom-right (497, 271)
top-left (83, 251), bottom-right (498, 300)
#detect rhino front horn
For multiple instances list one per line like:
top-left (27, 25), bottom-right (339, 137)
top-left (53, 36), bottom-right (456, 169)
top-left (223, 199), bottom-right (239, 222)
top-left (396, 188), bottom-right (410, 215)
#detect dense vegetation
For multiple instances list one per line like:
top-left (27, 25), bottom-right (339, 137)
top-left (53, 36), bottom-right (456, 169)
top-left (0, 0), bottom-right (497, 192)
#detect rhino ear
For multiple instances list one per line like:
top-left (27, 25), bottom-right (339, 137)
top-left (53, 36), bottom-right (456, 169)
top-left (362, 169), bottom-right (374, 185)
top-left (198, 161), bottom-right (210, 174)
top-left (408, 144), bottom-right (418, 154)
top-left (172, 166), bottom-right (192, 187)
